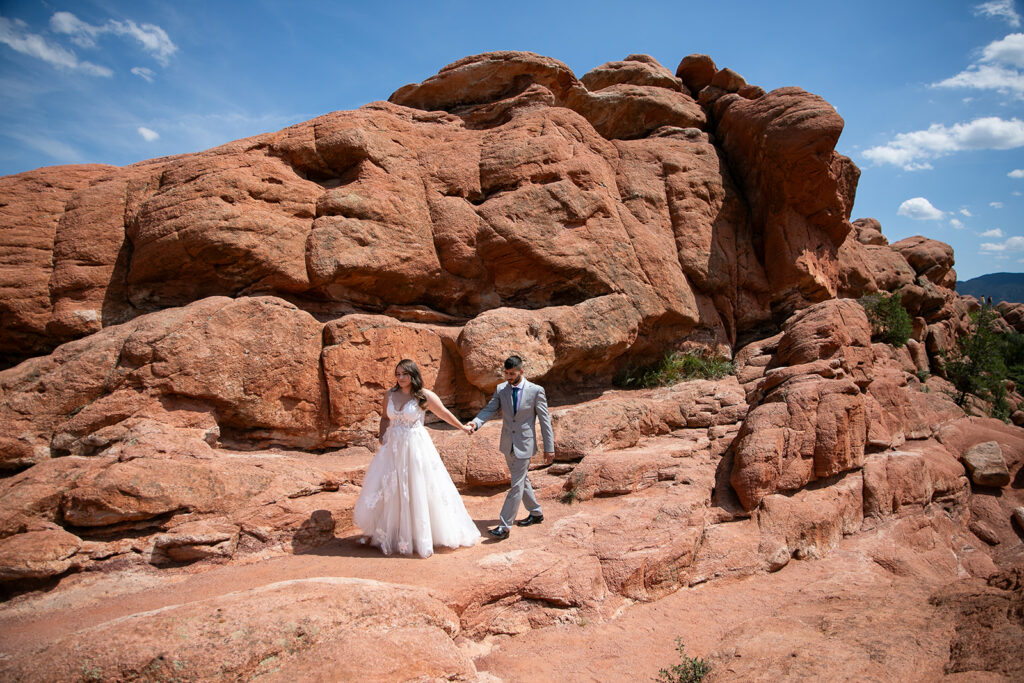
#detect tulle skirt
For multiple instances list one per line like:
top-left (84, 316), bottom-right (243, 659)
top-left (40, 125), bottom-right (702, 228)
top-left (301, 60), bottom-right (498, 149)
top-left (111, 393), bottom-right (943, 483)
top-left (353, 424), bottom-right (479, 558)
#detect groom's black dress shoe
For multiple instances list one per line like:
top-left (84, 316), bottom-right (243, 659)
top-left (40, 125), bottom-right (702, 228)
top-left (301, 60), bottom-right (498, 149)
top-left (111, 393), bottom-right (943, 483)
top-left (516, 514), bottom-right (544, 527)
top-left (487, 526), bottom-right (510, 540)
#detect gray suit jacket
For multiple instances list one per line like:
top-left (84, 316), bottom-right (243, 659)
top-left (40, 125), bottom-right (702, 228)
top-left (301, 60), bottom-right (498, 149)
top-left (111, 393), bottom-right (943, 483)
top-left (472, 379), bottom-right (555, 459)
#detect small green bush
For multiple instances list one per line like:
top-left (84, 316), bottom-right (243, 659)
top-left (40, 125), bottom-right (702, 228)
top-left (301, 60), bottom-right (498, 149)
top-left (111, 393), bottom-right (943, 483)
top-left (614, 349), bottom-right (734, 388)
top-left (657, 638), bottom-right (710, 683)
top-left (945, 304), bottom-right (1008, 410)
top-left (559, 472), bottom-right (584, 504)
top-left (1002, 331), bottom-right (1024, 387)
top-left (860, 292), bottom-right (912, 347)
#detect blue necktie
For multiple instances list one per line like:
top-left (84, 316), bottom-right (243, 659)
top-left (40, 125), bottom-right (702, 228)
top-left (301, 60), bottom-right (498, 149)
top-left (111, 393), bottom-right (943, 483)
top-left (512, 386), bottom-right (519, 413)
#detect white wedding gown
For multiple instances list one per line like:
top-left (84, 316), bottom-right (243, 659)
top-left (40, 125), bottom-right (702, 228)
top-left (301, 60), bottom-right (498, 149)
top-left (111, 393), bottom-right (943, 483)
top-left (353, 393), bottom-right (480, 558)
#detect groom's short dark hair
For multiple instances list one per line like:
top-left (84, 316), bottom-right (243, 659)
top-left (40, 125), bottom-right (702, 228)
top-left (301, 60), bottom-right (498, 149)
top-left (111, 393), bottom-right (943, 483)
top-left (504, 355), bottom-right (523, 370)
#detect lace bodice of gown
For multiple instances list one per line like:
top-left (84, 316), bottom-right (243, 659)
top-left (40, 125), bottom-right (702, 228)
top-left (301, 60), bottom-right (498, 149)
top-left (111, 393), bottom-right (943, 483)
top-left (388, 393), bottom-right (426, 430)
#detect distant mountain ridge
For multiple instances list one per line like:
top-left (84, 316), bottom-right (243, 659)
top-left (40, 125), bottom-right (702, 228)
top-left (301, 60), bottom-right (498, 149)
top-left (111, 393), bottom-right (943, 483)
top-left (957, 272), bottom-right (1024, 304)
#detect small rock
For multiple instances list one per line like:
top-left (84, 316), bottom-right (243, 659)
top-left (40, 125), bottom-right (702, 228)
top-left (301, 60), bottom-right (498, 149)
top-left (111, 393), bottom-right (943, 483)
top-left (969, 519), bottom-right (1001, 546)
top-left (1013, 507), bottom-right (1024, 530)
top-left (962, 441), bottom-right (1011, 487)
top-left (766, 546), bottom-right (791, 572)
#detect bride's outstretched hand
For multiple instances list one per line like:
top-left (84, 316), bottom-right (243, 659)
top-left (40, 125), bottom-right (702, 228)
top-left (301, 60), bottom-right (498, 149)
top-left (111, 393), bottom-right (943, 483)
top-left (460, 423), bottom-right (474, 435)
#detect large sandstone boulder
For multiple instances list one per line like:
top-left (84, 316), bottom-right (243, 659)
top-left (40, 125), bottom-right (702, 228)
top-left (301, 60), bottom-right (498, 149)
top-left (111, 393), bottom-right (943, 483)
top-left (0, 296), bottom-right (326, 467)
top-left (891, 235), bottom-right (955, 285)
top-left (581, 55), bottom-right (687, 93)
top-left (962, 441), bottom-right (1011, 487)
top-left (0, 527), bottom-right (82, 581)
top-left (714, 88), bottom-right (859, 310)
top-left (0, 164), bottom-right (116, 365)
top-left (732, 300), bottom-right (873, 509)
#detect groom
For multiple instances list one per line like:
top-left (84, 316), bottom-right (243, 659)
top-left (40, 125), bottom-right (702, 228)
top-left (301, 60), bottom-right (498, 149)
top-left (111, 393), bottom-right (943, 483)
top-left (468, 355), bottom-right (554, 540)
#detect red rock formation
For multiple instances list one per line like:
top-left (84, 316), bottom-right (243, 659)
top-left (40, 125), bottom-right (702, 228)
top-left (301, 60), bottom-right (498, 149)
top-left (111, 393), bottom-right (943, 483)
top-left (1, 49), bottom-right (1022, 681)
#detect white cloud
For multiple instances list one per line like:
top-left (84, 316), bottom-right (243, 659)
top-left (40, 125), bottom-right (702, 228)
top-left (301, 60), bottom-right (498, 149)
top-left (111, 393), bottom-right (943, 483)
top-left (897, 197), bottom-right (945, 220)
top-left (49, 12), bottom-right (177, 66)
top-left (935, 63), bottom-right (1024, 96)
top-left (991, 201), bottom-right (1005, 208)
top-left (0, 16), bottom-right (112, 76)
top-left (1010, 168), bottom-right (1024, 177)
top-left (981, 235), bottom-right (1024, 251)
top-left (975, 1), bottom-right (1022, 28)
top-left (982, 32), bottom-right (1024, 66)
top-left (951, 218), bottom-right (967, 229)
top-left (935, 33), bottom-right (1024, 97)
top-left (981, 228), bottom-right (1005, 237)
top-left (961, 208), bottom-right (974, 216)
top-left (49, 11), bottom-right (99, 47)
top-left (137, 126), bottom-right (159, 142)
top-left (111, 20), bottom-right (177, 66)
top-left (131, 66), bottom-right (154, 82)
top-left (863, 117), bottom-right (1024, 170)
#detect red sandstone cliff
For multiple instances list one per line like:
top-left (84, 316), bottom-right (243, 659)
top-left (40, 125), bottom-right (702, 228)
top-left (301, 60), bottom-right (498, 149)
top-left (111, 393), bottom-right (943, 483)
top-left (0, 52), bottom-right (1021, 681)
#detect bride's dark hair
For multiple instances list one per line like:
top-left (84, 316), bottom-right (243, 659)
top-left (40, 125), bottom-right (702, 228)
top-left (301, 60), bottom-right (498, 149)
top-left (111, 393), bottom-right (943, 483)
top-left (393, 359), bottom-right (428, 408)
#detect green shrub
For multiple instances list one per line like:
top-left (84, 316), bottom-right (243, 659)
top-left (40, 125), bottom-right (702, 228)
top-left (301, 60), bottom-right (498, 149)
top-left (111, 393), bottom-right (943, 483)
top-left (944, 304), bottom-right (1008, 410)
top-left (860, 292), bottom-right (913, 347)
top-left (657, 638), bottom-right (710, 683)
top-left (614, 349), bottom-right (734, 388)
top-left (991, 381), bottom-right (1011, 421)
top-left (1002, 331), bottom-right (1024, 387)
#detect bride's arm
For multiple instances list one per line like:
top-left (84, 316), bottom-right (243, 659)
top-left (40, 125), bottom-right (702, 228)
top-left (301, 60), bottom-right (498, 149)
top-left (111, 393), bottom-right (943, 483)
top-left (423, 390), bottom-right (470, 432)
top-left (377, 391), bottom-right (391, 441)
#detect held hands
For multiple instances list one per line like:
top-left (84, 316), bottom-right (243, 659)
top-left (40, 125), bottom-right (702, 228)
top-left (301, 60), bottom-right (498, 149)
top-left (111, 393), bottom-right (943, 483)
top-left (460, 423), bottom-right (476, 435)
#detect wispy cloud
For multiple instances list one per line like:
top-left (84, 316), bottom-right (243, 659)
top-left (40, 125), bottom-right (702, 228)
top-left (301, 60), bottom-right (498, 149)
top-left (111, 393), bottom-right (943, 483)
top-left (981, 228), bottom-right (1005, 237)
top-left (50, 12), bottom-right (177, 66)
top-left (991, 201), bottom-right (1005, 208)
top-left (897, 197), bottom-right (945, 220)
top-left (1010, 168), bottom-right (1024, 177)
top-left (980, 235), bottom-right (1024, 251)
top-left (951, 218), bottom-right (967, 229)
top-left (974, 0), bottom-right (1022, 27)
top-left (863, 117), bottom-right (1024, 170)
top-left (934, 33), bottom-right (1024, 97)
top-left (137, 126), bottom-right (159, 142)
top-left (7, 130), bottom-right (85, 164)
top-left (961, 208), bottom-right (974, 216)
top-left (0, 16), bottom-right (111, 76)
top-left (131, 66), bottom-right (155, 82)
top-left (146, 111), bottom-right (309, 152)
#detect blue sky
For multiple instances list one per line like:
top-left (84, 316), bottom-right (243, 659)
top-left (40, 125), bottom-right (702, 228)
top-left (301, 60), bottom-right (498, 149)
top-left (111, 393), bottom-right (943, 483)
top-left (0, 0), bottom-right (1022, 281)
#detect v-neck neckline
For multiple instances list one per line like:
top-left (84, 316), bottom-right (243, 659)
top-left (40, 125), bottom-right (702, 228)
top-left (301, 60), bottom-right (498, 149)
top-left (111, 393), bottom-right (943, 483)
top-left (391, 391), bottom-right (416, 413)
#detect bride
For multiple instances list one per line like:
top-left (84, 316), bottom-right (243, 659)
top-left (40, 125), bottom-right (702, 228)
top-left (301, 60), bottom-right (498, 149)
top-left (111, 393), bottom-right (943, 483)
top-left (353, 359), bottom-right (480, 558)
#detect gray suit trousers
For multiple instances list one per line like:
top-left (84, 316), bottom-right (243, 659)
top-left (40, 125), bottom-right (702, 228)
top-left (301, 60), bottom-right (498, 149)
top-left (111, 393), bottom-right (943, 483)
top-left (500, 450), bottom-right (542, 528)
